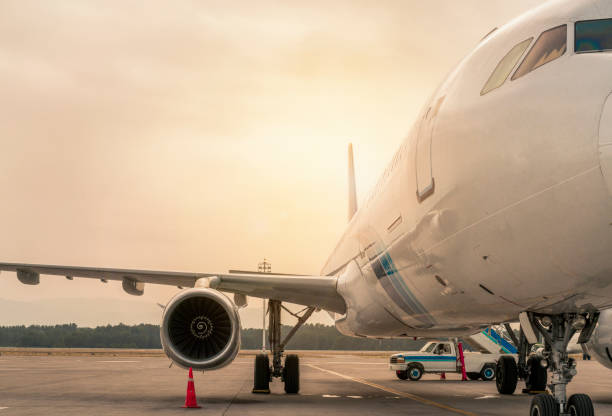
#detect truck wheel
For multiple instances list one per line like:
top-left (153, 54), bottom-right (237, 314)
top-left (467, 372), bottom-right (480, 381)
top-left (406, 363), bottom-right (423, 381)
top-left (496, 356), bottom-right (517, 395)
top-left (396, 370), bottom-right (408, 380)
top-left (525, 356), bottom-right (547, 392)
top-left (480, 363), bottom-right (496, 381)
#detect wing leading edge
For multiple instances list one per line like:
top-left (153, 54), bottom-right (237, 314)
top-left (0, 262), bottom-right (346, 313)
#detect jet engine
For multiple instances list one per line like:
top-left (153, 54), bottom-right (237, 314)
top-left (160, 288), bottom-right (241, 370)
top-left (587, 308), bottom-right (612, 369)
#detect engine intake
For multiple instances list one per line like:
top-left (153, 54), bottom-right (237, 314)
top-left (161, 288), bottom-right (241, 370)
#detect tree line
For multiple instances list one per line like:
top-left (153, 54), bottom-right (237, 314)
top-left (0, 323), bottom-right (426, 350)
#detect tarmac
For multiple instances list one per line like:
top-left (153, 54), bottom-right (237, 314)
top-left (0, 351), bottom-right (611, 416)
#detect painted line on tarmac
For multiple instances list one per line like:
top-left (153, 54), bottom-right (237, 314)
top-left (307, 364), bottom-right (477, 416)
top-left (0, 407), bottom-right (8, 410)
top-left (97, 360), bottom-right (139, 363)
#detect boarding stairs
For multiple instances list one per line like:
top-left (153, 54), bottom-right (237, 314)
top-left (464, 326), bottom-right (517, 354)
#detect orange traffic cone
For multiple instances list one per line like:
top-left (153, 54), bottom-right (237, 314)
top-left (183, 367), bottom-right (201, 408)
top-left (440, 372), bottom-right (446, 380)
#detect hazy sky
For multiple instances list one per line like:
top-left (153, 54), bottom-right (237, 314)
top-left (0, 0), bottom-right (543, 327)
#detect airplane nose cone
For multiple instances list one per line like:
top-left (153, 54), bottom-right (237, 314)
top-left (599, 93), bottom-right (612, 194)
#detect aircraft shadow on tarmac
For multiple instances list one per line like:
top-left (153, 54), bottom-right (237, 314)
top-left (393, 380), bottom-right (487, 384)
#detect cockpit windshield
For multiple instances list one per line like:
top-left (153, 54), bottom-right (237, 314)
top-left (575, 18), bottom-right (612, 53)
top-left (512, 25), bottom-right (567, 80)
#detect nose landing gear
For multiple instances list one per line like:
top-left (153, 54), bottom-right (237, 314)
top-left (519, 312), bottom-right (599, 416)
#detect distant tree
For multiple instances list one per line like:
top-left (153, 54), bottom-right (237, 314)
top-left (0, 323), bottom-right (426, 351)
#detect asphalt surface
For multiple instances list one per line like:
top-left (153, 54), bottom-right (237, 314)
top-left (0, 353), bottom-right (611, 416)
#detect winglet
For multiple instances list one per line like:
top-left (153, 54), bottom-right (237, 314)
top-left (348, 143), bottom-right (358, 221)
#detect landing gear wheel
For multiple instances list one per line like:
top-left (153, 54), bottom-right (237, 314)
top-left (467, 372), bottom-right (480, 381)
top-left (252, 354), bottom-right (270, 394)
top-left (396, 370), bottom-right (408, 380)
top-left (525, 356), bottom-right (547, 392)
top-left (567, 394), bottom-right (594, 416)
top-left (406, 363), bottom-right (423, 381)
top-left (530, 394), bottom-right (558, 416)
top-left (480, 363), bottom-right (496, 381)
top-left (283, 354), bottom-right (300, 394)
top-left (496, 356), bottom-right (518, 394)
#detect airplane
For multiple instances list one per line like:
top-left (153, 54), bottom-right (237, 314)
top-left (1, 0), bottom-right (612, 414)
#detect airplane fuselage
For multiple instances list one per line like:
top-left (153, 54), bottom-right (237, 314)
top-left (323, 0), bottom-right (612, 338)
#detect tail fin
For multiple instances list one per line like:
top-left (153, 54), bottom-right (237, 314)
top-left (348, 143), bottom-right (358, 221)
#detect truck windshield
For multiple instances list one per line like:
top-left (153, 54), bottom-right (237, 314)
top-left (575, 18), bottom-right (612, 53)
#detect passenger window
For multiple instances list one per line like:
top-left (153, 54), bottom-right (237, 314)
top-left (481, 38), bottom-right (533, 95)
top-left (512, 25), bottom-right (567, 80)
top-left (575, 19), bottom-right (612, 53)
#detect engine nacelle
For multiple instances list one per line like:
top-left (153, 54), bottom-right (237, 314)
top-left (160, 288), bottom-right (241, 370)
top-left (587, 309), bottom-right (612, 369)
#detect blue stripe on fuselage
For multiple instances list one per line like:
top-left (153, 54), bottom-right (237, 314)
top-left (372, 251), bottom-right (436, 327)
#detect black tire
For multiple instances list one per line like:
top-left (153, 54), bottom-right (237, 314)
top-left (396, 370), bottom-right (408, 380)
top-left (567, 394), bottom-right (594, 416)
top-left (406, 363), bottom-right (424, 381)
top-left (283, 354), bottom-right (300, 394)
top-left (252, 354), bottom-right (270, 394)
top-left (480, 363), bottom-right (496, 381)
top-left (530, 394), bottom-right (558, 416)
top-left (467, 372), bottom-right (480, 381)
top-left (525, 356), bottom-right (547, 392)
top-left (496, 356), bottom-right (518, 395)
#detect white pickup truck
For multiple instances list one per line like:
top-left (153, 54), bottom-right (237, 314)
top-left (389, 341), bottom-right (514, 381)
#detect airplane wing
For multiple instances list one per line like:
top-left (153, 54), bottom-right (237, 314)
top-left (0, 262), bottom-right (346, 313)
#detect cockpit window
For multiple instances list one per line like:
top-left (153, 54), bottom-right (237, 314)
top-left (575, 19), bottom-right (612, 53)
top-left (512, 25), bottom-right (567, 80)
top-left (481, 38), bottom-right (532, 95)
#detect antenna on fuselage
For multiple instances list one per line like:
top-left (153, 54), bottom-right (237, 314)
top-left (348, 143), bottom-right (358, 221)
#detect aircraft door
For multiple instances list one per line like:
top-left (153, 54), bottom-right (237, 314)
top-left (599, 92), bottom-right (612, 196)
top-left (415, 96), bottom-right (445, 202)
